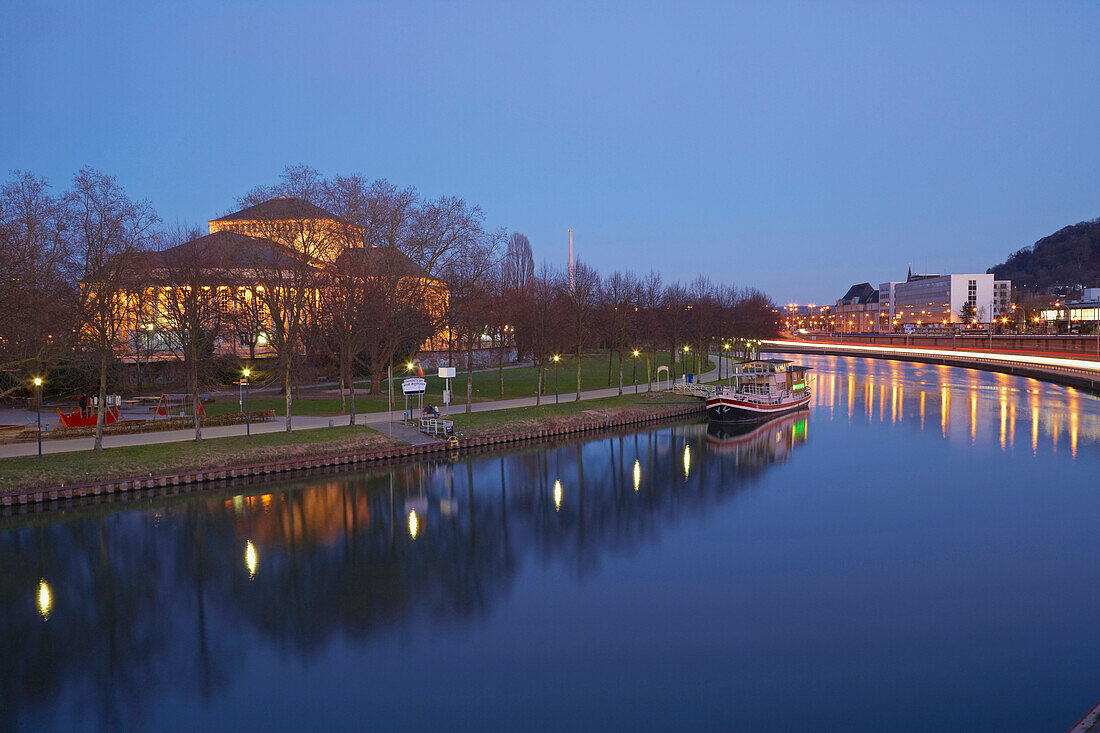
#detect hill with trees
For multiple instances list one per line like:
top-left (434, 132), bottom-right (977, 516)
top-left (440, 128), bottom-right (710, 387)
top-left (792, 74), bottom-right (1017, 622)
top-left (988, 218), bottom-right (1100, 288)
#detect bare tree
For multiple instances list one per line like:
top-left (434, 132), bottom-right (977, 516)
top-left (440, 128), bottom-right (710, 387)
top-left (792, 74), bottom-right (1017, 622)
top-left (637, 270), bottom-right (663, 391)
top-left (527, 262), bottom-right (562, 404)
top-left (444, 228), bottom-right (504, 413)
top-left (0, 171), bottom-right (73, 398)
top-left (239, 200), bottom-right (334, 431)
top-left (151, 224), bottom-right (228, 440)
top-left (67, 168), bottom-right (160, 450)
top-left (566, 261), bottom-right (601, 401)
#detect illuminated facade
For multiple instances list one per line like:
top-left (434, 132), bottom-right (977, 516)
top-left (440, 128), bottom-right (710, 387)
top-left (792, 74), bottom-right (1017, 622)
top-left (889, 273), bottom-right (999, 328)
top-left (833, 282), bottom-right (879, 333)
top-left (118, 198), bottom-right (448, 361)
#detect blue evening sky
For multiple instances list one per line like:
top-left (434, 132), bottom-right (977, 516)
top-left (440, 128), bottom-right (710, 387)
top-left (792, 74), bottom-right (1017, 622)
top-left (2, 1), bottom-right (1098, 303)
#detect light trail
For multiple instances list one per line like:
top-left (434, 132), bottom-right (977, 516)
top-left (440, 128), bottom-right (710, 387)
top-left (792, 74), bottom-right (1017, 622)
top-left (763, 340), bottom-right (1100, 374)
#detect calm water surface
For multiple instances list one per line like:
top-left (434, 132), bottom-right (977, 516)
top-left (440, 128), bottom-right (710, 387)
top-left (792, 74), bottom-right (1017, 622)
top-left (4, 354), bottom-right (1100, 732)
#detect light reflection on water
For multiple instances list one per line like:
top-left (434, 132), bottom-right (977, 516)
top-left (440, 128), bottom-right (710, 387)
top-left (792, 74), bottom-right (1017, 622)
top-left (2, 354), bottom-right (1100, 732)
top-left (804, 352), bottom-right (1097, 458)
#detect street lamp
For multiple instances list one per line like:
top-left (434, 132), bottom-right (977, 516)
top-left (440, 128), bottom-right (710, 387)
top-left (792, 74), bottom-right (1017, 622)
top-left (552, 355), bottom-right (560, 404)
top-left (242, 368), bottom-right (251, 437)
top-left (632, 349), bottom-right (639, 394)
top-left (682, 345), bottom-right (690, 379)
top-left (33, 377), bottom-right (43, 457)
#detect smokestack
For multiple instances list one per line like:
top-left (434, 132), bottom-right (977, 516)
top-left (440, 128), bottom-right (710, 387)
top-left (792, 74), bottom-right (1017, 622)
top-left (568, 229), bottom-right (574, 293)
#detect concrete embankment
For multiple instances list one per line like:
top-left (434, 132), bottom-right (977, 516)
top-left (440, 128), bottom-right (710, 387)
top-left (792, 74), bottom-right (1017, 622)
top-left (0, 403), bottom-right (705, 508)
top-left (764, 339), bottom-right (1100, 395)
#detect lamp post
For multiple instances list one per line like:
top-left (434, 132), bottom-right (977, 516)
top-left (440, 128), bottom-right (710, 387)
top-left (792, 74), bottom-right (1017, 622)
top-left (33, 377), bottom-right (42, 457)
top-left (632, 350), bottom-right (639, 394)
top-left (552, 355), bottom-right (560, 404)
top-left (242, 368), bottom-right (251, 437)
top-left (682, 345), bottom-right (690, 379)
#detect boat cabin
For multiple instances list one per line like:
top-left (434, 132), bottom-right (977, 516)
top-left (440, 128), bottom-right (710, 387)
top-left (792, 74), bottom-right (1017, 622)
top-left (730, 359), bottom-right (812, 397)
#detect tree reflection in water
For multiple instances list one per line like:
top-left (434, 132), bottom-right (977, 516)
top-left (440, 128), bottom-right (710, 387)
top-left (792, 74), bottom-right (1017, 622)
top-left (0, 414), bottom-right (807, 730)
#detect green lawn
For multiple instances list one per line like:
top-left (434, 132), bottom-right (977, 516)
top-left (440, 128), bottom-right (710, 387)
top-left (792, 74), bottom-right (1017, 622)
top-left (398, 350), bottom-right (711, 404)
top-left (449, 391), bottom-right (699, 436)
top-left (203, 350), bottom-right (712, 417)
top-left (0, 425), bottom-right (401, 491)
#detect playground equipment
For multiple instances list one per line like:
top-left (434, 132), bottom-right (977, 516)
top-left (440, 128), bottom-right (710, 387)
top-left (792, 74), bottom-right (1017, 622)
top-left (57, 394), bottom-right (121, 428)
top-left (155, 394), bottom-right (205, 420)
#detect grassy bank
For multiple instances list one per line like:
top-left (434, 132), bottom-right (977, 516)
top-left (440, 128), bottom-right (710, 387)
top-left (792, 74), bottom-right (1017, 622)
top-left (203, 351), bottom-right (712, 417)
top-left (0, 425), bottom-right (402, 492)
top-left (449, 392), bottom-right (702, 437)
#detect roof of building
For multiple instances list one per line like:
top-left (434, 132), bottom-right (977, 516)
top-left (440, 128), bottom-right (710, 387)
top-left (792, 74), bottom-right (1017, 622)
top-left (210, 196), bottom-right (353, 226)
top-left (144, 230), bottom-right (314, 272)
top-left (333, 246), bottom-right (435, 280)
top-left (838, 282), bottom-right (880, 305)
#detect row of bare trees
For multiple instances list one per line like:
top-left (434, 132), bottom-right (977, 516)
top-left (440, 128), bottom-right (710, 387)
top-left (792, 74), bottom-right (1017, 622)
top-left (0, 164), bottom-right (778, 451)
top-left (472, 259), bottom-right (778, 404)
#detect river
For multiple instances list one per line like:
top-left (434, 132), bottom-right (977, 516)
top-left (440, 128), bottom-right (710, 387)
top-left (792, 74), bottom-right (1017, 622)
top-left (3, 353), bottom-right (1099, 731)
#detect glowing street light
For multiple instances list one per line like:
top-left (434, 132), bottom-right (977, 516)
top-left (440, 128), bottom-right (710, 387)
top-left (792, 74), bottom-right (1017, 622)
top-left (552, 355), bottom-right (561, 404)
top-left (33, 377), bottom-right (43, 457)
top-left (242, 368), bottom-right (252, 437)
top-left (632, 349), bottom-right (640, 393)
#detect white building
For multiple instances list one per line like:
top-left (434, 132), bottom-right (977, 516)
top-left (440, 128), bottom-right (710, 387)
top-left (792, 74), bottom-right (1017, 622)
top-left (877, 281), bottom-right (901, 330)
top-left (891, 273), bottom-right (998, 327)
top-left (993, 280), bottom-right (1012, 317)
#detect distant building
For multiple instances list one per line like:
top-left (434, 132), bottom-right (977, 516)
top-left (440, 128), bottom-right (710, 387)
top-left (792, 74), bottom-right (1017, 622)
top-left (993, 280), bottom-right (1012, 317)
top-left (877, 281), bottom-right (901, 331)
top-left (1041, 287), bottom-right (1100, 327)
top-left (834, 283), bottom-right (879, 333)
top-left (890, 272), bottom-right (998, 328)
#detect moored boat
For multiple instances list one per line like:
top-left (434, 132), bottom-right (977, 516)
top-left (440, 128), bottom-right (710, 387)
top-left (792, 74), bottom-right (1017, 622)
top-left (705, 359), bottom-right (811, 422)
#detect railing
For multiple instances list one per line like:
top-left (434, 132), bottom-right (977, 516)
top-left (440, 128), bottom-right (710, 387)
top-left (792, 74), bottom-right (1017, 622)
top-left (672, 382), bottom-right (717, 399)
top-left (419, 417), bottom-right (454, 437)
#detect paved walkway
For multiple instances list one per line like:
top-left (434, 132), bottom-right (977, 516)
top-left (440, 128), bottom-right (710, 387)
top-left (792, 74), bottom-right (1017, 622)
top-left (0, 358), bottom-right (725, 458)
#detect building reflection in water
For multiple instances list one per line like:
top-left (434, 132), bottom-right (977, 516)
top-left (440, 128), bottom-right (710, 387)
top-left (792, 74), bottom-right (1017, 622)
top-left (0, 412), bottom-right (812, 731)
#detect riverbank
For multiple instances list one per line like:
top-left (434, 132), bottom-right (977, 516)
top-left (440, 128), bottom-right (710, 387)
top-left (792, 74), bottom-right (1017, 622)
top-left (0, 393), bottom-right (705, 504)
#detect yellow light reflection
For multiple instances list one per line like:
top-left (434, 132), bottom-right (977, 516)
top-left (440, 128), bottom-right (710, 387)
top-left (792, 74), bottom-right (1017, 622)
top-left (999, 392), bottom-right (1007, 452)
top-left (245, 540), bottom-right (258, 578)
top-left (632, 459), bottom-right (641, 491)
top-left (553, 480), bottom-right (562, 511)
top-left (37, 579), bottom-right (53, 619)
top-left (1071, 411), bottom-right (1078, 458)
top-left (919, 390), bottom-right (926, 429)
top-left (941, 386), bottom-right (950, 437)
top-left (682, 444), bottom-right (691, 478)
top-left (408, 510), bottom-right (419, 539)
top-left (1031, 403), bottom-right (1039, 453)
top-left (970, 393), bottom-right (977, 443)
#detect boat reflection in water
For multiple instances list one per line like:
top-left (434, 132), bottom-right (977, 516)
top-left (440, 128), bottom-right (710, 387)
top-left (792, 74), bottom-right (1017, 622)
top-left (706, 409), bottom-right (808, 465)
top-left (0, 418), bottom-right (807, 731)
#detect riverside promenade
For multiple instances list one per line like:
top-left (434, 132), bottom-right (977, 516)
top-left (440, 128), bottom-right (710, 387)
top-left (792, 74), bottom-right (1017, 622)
top-left (0, 360), bottom-right (724, 459)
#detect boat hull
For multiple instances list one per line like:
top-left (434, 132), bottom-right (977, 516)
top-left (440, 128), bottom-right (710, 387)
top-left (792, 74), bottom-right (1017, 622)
top-left (705, 393), bottom-right (811, 422)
